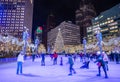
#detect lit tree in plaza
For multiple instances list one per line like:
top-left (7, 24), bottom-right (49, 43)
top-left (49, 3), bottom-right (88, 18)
top-left (54, 28), bottom-right (64, 53)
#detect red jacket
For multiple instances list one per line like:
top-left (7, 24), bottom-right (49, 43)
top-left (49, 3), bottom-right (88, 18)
top-left (53, 53), bottom-right (58, 58)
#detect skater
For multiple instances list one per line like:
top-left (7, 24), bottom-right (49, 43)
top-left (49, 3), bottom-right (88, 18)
top-left (41, 52), bottom-right (45, 66)
top-left (16, 51), bottom-right (24, 75)
top-left (80, 57), bottom-right (90, 69)
top-left (60, 57), bottom-right (63, 66)
top-left (114, 50), bottom-right (120, 64)
top-left (73, 52), bottom-right (77, 62)
top-left (102, 52), bottom-right (109, 71)
top-left (50, 53), bottom-right (53, 61)
top-left (94, 51), bottom-right (108, 78)
top-left (67, 54), bottom-right (76, 76)
top-left (53, 52), bottom-right (58, 65)
top-left (31, 46), bottom-right (36, 62)
top-left (32, 53), bottom-right (36, 62)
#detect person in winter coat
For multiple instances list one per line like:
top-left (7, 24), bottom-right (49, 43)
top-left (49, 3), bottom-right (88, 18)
top-left (102, 52), bottom-right (109, 71)
top-left (67, 54), bottom-right (76, 76)
top-left (41, 52), bottom-right (45, 66)
top-left (16, 51), bottom-right (24, 75)
top-left (53, 52), bottom-right (58, 65)
top-left (94, 51), bottom-right (108, 78)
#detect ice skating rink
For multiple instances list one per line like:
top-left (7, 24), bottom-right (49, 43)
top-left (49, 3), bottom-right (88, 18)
top-left (0, 56), bottom-right (120, 82)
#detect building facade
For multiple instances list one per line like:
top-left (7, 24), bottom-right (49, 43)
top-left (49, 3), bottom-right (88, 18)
top-left (88, 3), bottom-right (120, 43)
top-left (47, 13), bottom-right (56, 32)
top-left (47, 21), bottom-right (80, 49)
top-left (0, 0), bottom-right (33, 38)
top-left (75, 0), bottom-right (96, 43)
top-left (86, 26), bottom-right (93, 43)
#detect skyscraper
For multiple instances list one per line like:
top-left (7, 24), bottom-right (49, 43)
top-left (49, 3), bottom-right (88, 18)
top-left (47, 13), bottom-right (56, 32)
top-left (45, 13), bottom-right (56, 48)
top-left (0, 0), bottom-right (33, 38)
top-left (75, 0), bottom-right (96, 43)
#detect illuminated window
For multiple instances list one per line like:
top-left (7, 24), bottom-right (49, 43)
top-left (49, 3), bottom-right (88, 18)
top-left (105, 21), bottom-right (107, 24)
top-left (110, 20), bottom-right (114, 22)
top-left (20, 24), bottom-right (23, 26)
top-left (16, 18), bottom-right (19, 21)
top-left (12, 10), bottom-right (16, 12)
top-left (15, 24), bottom-right (19, 26)
top-left (21, 10), bottom-right (24, 12)
top-left (16, 16), bottom-right (20, 18)
top-left (21, 13), bottom-right (24, 15)
top-left (21, 16), bottom-right (24, 18)
top-left (21, 8), bottom-right (25, 10)
top-left (2, 21), bottom-right (5, 23)
top-left (107, 18), bottom-right (110, 20)
top-left (20, 21), bottom-right (23, 23)
top-left (12, 16), bottom-right (15, 18)
top-left (101, 23), bottom-right (104, 25)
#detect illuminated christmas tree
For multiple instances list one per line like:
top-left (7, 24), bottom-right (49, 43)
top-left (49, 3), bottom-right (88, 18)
top-left (54, 28), bottom-right (64, 53)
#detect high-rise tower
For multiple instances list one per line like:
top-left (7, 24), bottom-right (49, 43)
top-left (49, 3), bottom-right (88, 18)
top-left (46, 13), bottom-right (56, 49)
top-left (0, 0), bottom-right (33, 38)
top-left (47, 13), bottom-right (56, 32)
top-left (75, 0), bottom-right (96, 43)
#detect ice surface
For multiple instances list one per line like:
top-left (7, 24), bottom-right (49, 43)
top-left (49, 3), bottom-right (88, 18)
top-left (0, 56), bottom-right (120, 82)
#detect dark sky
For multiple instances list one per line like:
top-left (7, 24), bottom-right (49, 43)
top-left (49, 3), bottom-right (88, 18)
top-left (32, 0), bottom-right (120, 40)
top-left (33, 0), bottom-right (120, 28)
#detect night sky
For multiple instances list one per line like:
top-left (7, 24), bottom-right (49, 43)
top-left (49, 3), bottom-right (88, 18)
top-left (32, 0), bottom-right (120, 41)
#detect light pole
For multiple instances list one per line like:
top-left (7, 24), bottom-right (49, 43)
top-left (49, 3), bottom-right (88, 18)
top-left (22, 26), bottom-right (29, 54)
top-left (83, 37), bottom-right (87, 56)
top-left (34, 36), bottom-right (39, 54)
top-left (95, 27), bottom-right (102, 54)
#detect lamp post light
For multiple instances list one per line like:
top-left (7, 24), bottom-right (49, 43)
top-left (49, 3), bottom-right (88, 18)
top-left (95, 27), bottom-right (102, 54)
top-left (34, 36), bottom-right (40, 54)
top-left (83, 37), bottom-right (87, 56)
top-left (22, 26), bottom-right (29, 54)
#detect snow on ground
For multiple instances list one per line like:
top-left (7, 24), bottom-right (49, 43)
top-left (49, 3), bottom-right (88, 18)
top-left (0, 56), bottom-right (120, 82)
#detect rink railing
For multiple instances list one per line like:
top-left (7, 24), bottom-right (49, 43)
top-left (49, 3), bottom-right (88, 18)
top-left (0, 57), bottom-right (17, 64)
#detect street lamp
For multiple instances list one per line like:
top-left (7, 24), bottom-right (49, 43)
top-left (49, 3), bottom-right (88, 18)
top-left (22, 26), bottom-right (29, 54)
top-left (83, 37), bottom-right (87, 56)
top-left (95, 27), bottom-right (102, 54)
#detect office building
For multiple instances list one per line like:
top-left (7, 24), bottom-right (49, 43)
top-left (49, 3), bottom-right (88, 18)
top-left (91, 3), bottom-right (120, 42)
top-left (0, 0), bottom-right (33, 38)
top-left (47, 21), bottom-right (80, 49)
